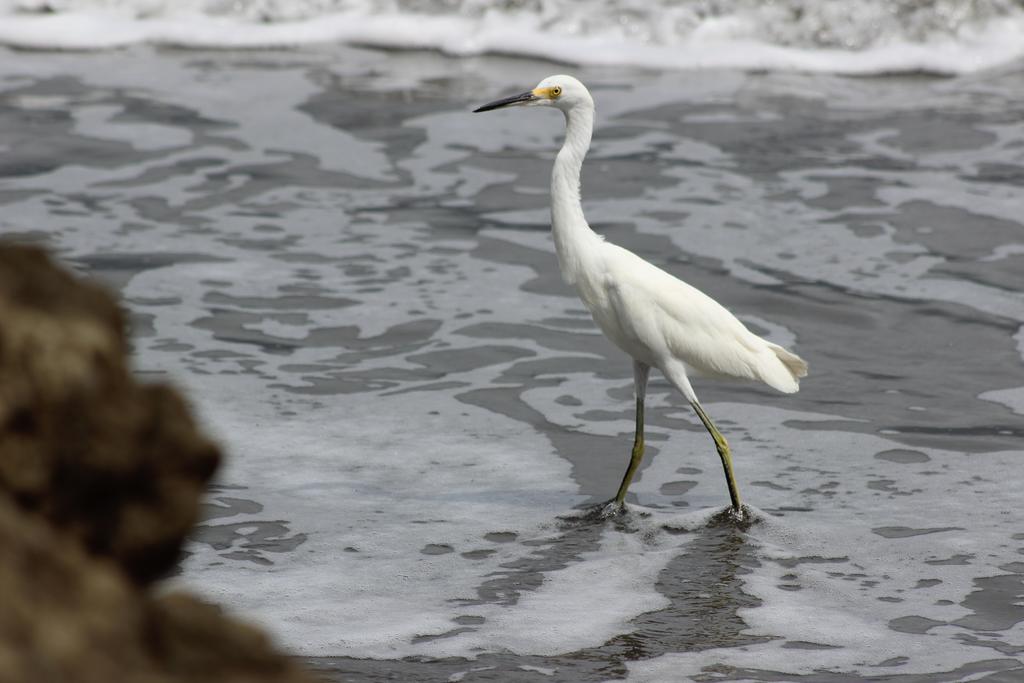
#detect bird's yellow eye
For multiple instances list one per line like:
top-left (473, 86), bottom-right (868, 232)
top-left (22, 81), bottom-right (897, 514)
top-left (551, 86), bottom-right (562, 97)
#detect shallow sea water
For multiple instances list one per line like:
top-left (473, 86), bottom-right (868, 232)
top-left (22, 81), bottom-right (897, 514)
top-left (1, 46), bottom-right (1023, 682)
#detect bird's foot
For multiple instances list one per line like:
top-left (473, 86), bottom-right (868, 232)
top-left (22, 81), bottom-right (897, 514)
top-left (574, 500), bottom-right (628, 521)
top-left (707, 504), bottom-right (757, 529)
top-left (559, 500), bottom-right (627, 526)
top-left (598, 500), bottom-right (627, 519)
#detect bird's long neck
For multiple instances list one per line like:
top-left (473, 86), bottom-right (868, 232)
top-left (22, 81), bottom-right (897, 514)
top-left (551, 104), bottom-right (600, 285)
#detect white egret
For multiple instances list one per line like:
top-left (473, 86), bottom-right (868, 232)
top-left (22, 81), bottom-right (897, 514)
top-left (473, 75), bottom-right (808, 516)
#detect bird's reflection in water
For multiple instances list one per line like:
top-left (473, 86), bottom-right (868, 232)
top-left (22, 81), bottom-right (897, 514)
top-left (454, 517), bottom-right (606, 610)
top-left (453, 508), bottom-right (766, 678)
top-left (560, 509), bottom-right (768, 679)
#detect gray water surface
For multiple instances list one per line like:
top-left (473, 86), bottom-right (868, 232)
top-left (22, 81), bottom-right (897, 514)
top-left (1, 46), bottom-right (1022, 682)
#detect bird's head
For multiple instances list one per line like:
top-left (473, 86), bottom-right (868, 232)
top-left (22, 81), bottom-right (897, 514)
top-left (473, 74), bottom-right (592, 115)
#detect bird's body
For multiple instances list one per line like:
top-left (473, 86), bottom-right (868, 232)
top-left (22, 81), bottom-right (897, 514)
top-left (474, 75), bottom-right (807, 515)
top-left (570, 240), bottom-right (803, 393)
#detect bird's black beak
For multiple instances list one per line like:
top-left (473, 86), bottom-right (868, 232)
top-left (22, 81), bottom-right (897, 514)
top-left (473, 90), bottom-right (538, 113)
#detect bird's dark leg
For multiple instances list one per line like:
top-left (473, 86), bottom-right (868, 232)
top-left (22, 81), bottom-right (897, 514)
top-left (690, 401), bottom-right (742, 513)
top-left (612, 400), bottom-right (644, 506)
top-left (612, 361), bottom-right (650, 508)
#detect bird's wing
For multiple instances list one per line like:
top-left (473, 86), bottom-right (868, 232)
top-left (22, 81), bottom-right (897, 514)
top-left (602, 244), bottom-right (767, 382)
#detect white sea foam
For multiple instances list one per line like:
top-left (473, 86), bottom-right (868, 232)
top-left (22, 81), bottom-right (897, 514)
top-left (2, 0), bottom-right (1024, 75)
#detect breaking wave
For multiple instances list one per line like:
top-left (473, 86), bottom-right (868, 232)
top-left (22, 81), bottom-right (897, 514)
top-left (2, 0), bottom-right (1023, 75)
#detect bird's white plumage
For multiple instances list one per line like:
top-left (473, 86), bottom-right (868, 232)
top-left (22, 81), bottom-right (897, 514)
top-left (532, 75), bottom-right (808, 400)
top-left (474, 74), bottom-right (807, 511)
top-left (584, 243), bottom-right (803, 395)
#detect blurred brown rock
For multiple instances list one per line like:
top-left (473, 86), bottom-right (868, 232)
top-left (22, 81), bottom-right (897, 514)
top-left (0, 245), bottom-right (220, 585)
top-left (0, 497), bottom-right (316, 683)
top-left (0, 244), bottom-right (322, 683)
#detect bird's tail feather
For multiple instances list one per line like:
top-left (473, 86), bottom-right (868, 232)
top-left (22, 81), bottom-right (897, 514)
top-left (772, 344), bottom-right (808, 379)
top-left (762, 343), bottom-right (808, 394)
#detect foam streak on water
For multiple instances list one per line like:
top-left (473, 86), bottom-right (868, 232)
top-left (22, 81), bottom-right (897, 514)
top-left (2, 0), bottom-right (1024, 75)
